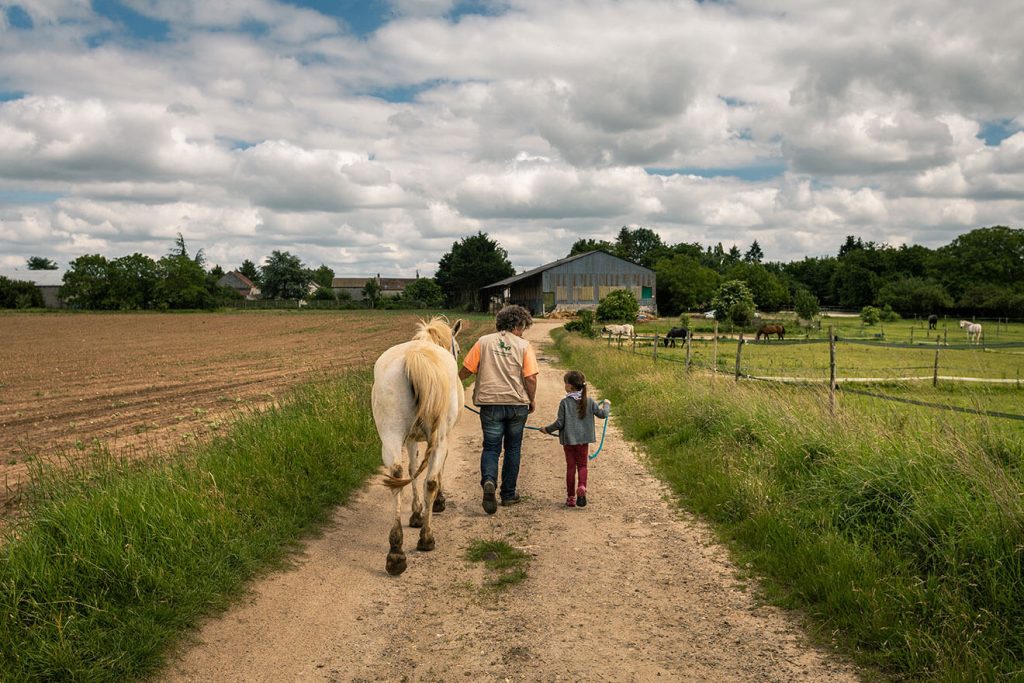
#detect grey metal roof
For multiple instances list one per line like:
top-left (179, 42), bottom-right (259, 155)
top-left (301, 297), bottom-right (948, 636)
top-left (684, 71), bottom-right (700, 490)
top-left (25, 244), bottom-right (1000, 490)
top-left (0, 268), bottom-right (65, 286)
top-left (482, 250), bottom-right (653, 289)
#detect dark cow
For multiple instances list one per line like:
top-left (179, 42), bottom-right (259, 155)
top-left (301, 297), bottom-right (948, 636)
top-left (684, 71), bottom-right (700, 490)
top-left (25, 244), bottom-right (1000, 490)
top-left (928, 314), bottom-right (938, 330)
top-left (662, 327), bottom-right (689, 347)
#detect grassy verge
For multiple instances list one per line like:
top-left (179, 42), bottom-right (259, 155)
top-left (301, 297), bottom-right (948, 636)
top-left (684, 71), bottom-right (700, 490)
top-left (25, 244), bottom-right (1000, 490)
top-left (552, 329), bottom-right (1024, 681)
top-left (0, 372), bottom-right (379, 682)
top-left (466, 539), bottom-right (531, 590)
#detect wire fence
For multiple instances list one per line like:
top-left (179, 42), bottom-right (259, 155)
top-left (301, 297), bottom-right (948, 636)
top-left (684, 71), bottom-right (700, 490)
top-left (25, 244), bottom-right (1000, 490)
top-left (598, 329), bottom-right (1024, 422)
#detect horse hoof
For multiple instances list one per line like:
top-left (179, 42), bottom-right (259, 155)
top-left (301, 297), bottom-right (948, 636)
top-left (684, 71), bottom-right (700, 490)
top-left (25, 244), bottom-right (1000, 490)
top-left (432, 497), bottom-right (446, 513)
top-left (417, 536), bottom-right (435, 552)
top-left (409, 511), bottom-right (423, 528)
top-left (386, 552), bottom-right (407, 576)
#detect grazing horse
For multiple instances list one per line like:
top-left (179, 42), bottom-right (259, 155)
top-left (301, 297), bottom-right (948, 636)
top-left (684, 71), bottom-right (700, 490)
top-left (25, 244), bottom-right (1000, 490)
top-left (928, 314), bottom-right (938, 330)
top-left (371, 316), bottom-right (464, 576)
top-left (662, 326), bottom-right (688, 347)
top-left (601, 323), bottom-right (635, 337)
top-left (959, 320), bottom-right (982, 344)
top-left (756, 323), bottom-right (785, 341)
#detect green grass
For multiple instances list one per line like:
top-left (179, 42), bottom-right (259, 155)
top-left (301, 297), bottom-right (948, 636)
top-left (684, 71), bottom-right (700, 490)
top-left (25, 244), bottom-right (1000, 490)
top-left (466, 539), bottom-right (531, 590)
top-left (552, 329), bottom-right (1024, 681)
top-left (0, 373), bottom-right (380, 682)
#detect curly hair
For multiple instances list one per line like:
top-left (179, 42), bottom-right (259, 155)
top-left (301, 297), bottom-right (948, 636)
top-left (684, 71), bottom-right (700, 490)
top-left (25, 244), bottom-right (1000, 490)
top-left (494, 304), bottom-right (533, 332)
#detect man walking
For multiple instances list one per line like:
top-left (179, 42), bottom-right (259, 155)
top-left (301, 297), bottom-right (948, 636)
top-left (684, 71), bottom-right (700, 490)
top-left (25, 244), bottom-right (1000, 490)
top-left (459, 305), bottom-right (538, 514)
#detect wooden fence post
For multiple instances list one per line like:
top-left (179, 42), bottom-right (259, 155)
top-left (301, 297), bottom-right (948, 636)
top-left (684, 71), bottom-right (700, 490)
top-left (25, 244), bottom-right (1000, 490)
top-left (713, 321), bottom-right (719, 374)
top-left (653, 334), bottom-right (658, 361)
top-left (685, 331), bottom-right (692, 372)
top-left (735, 334), bottom-right (744, 381)
top-left (933, 340), bottom-right (940, 388)
top-left (829, 326), bottom-right (837, 415)
top-left (910, 327), bottom-right (914, 344)
top-left (943, 327), bottom-right (947, 345)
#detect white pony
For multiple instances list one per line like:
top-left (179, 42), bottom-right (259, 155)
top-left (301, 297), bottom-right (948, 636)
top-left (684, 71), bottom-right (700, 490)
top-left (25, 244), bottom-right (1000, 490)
top-left (959, 320), bottom-right (983, 344)
top-left (601, 323), bottom-right (635, 337)
top-left (371, 316), bottom-right (464, 576)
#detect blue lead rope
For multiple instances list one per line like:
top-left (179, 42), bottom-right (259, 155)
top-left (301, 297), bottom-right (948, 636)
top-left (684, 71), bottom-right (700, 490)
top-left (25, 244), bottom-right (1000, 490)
top-left (462, 403), bottom-right (611, 460)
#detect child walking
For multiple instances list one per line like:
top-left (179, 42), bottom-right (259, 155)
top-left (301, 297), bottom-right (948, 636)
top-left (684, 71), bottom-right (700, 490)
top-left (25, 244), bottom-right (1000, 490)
top-left (540, 370), bottom-right (610, 507)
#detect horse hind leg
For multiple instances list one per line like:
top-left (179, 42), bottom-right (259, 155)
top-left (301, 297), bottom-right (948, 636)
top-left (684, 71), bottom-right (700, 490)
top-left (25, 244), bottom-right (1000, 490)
top-left (432, 469), bottom-right (446, 513)
top-left (385, 465), bottom-right (407, 576)
top-left (407, 440), bottom-right (426, 528)
top-left (417, 440), bottom-right (448, 552)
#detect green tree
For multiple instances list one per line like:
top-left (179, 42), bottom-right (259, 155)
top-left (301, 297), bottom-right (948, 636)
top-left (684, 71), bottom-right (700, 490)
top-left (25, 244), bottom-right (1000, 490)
top-left (876, 277), bottom-right (952, 317)
top-left (569, 238), bottom-right (614, 256)
top-left (239, 259), bottom-right (262, 286)
top-left (107, 253), bottom-right (158, 310)
top-left (311, 264), bottom-right (335, 289)
top-left (261, 251), bottom-right (312, 300)
top-left (402, 278), bottom-right (444, 308)
top-left (26, 256), bottom-right (58, 270)
top-left (0, 276), bottom-right (44, 308)
top-left (155, 254), bottom-right (211, 309)
top-left (723, 261), bottom-right (789, 312)
top-left (362, 278), bottom-right (381, 308)
top-left (743, 241), bottom-right (764, 263)
top-left (435, 232), bottom-right (515, 311)
top-left (60, 254), bottom-right (111, 309)
top-left (614, 226), bottom-right (667, 267)
top-left (711, 280), bottom-right (756, 327)
top-left (596, 288), bottom-right (639, 322)
top-left (654, 254), bottom-right (720, 315)
top-left (930, 226), bottom-right (1024, 302)
top-left (793, 287), bottom-right (820, 321)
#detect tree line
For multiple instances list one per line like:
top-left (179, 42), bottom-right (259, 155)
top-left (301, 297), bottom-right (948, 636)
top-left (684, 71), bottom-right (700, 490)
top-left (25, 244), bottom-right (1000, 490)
top-left (574, 225), bottom-right (1024, 320)
top-left (4, 226), bottom-right (1022, 319)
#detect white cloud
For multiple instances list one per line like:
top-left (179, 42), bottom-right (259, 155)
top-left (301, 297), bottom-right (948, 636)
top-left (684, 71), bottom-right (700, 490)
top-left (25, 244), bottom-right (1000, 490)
top-left (1, 0), bottom-right (1022, 272)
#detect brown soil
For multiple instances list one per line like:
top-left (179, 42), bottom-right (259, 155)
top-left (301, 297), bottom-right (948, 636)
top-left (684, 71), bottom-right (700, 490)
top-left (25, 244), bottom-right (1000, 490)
top-left (0, 311), bottom-right (487, 514)
top-left (163, 320), bottom-right (861, 682)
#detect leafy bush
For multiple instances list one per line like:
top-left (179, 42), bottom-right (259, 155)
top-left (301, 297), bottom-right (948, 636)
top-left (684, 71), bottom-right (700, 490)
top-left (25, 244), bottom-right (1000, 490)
top-left (793, 287), bottom-right (820, 321)
top-left (563, 310), bottom-right (597, 337)
top-left (860, 305), bottom-right (881, 325)
top-left (711, 280), bottom-right (756, 327)
top-left (596, 289), bottom-right (639, 322)
top-left (0, 276), bottom-right (44, 308)
top-left (879, 304), bottom-right (901, 322)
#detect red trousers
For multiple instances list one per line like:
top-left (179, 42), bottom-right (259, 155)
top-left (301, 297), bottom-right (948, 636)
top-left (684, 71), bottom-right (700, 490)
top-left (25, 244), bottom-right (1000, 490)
top-left (563, 444), bottom-right (589, 496)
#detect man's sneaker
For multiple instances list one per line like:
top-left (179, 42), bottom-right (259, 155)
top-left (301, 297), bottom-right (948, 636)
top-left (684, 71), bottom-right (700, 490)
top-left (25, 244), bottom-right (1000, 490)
top-left (482, 481), bottom-right (497, 514)
top-left (576, 486), bottom-right (587, 507)
top-left (500, 493), bottom-right (521, 506)
top-left (565, 496), bottom-right (576, 507)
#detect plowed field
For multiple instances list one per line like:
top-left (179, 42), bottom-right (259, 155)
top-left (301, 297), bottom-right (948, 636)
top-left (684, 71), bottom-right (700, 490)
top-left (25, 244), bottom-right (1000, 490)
top-left (0, 310), bottom-right (489, 514)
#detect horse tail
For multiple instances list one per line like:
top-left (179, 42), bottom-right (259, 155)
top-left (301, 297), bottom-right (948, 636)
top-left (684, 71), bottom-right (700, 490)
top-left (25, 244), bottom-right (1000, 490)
top-left (381, 457), bottom-right (431, 490)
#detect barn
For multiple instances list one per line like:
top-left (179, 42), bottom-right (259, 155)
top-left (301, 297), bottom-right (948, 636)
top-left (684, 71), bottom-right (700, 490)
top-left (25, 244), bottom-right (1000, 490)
top-left (481, 251), bottom-right (656, 316)
top-left (0, 268), bottom-right (65, 308)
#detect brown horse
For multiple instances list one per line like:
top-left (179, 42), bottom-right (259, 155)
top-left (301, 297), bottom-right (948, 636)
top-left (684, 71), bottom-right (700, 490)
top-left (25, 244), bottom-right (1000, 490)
top-left (756, 323), bottom-right (785, 341)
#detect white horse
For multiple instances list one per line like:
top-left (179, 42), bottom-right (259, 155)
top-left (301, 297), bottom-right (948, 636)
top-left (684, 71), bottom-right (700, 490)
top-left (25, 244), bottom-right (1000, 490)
top-left (601, 323), bottom-right (635, 337)
top-left (959, 320), bottom-right (982, 344)
top-left (371, 316), bottom-right (464, 576)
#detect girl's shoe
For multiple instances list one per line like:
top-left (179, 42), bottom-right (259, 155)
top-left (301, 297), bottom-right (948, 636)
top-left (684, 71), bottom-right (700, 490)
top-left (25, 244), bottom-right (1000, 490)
top-left (576, 486), bottom-right (587, 507)
top-left (565, 496), bottom-right (576, 507)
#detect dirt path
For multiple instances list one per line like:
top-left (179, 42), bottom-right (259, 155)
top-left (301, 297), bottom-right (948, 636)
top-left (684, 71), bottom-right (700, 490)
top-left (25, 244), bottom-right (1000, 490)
top-left (164, 320), bottom-right (860, 682)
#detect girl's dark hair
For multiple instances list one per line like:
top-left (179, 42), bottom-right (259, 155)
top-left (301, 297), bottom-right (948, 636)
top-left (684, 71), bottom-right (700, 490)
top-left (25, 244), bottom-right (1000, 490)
top-left (564, 370), bottom-right (588, 418)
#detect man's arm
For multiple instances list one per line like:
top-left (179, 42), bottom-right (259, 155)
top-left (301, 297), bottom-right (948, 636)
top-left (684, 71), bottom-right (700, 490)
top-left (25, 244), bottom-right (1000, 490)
top-left (524, 374), bottom-right (538, 414)
top-left (458, 366), bottom-right (474, 381)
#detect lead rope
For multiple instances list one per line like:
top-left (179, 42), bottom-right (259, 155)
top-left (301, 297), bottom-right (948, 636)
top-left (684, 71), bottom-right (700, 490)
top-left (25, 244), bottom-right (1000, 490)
top-left (589, 405), bottom-right (610, 461)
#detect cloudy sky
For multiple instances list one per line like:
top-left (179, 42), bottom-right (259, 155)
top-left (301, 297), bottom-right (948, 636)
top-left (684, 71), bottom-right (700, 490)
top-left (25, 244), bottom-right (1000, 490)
top-left (1, 0), bottom-right (1022, 278)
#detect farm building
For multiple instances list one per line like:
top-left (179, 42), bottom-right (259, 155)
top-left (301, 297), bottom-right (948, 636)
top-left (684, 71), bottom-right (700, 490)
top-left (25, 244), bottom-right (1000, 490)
top-left (332, 275), bottom-right (416, 301)
top-left (0, 268), bottom-right (65, 308)
top-left (216, 271), bottom-right (260, 299)
top-left (481, 251), bottom-right (656, 316)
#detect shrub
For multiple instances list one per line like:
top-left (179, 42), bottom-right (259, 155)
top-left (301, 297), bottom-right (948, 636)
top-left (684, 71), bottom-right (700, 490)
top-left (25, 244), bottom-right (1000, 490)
top-left (711, 280), bottom-right (756, 327)
top-left (596, 289), bottom-right (639, 322)
top-left (564, 310), bottom-right (597, 337)
top-left (860, 305), bottom-right (881, 325)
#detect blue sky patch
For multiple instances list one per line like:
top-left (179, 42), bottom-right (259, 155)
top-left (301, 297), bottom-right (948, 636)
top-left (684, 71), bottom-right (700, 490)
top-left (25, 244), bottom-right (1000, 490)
top-left (0, 190), bottom-right (66, 204)
top-left (5, 5), bottom-right (32, 29)
top-left (0, 90), bottom-right (27, 102)
top-left (91, 0), bottom-right (171, 42)
top-left (282, 0), bottom-right (392, 37)
top-left (646, 163), bottom-right (786, 182)
top-left (367, 79), bottom-right (446, 103)
top-left (977, 119), bottom-right (1020, 147)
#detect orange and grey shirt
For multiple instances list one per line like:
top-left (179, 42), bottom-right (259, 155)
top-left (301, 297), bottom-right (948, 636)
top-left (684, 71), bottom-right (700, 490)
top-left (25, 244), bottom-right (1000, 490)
top-left (462, 331), bottom-right (539, 406)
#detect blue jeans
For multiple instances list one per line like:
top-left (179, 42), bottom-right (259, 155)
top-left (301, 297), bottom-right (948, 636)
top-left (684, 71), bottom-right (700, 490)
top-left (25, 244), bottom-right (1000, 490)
top-left (478, 404), bottom-right (529, 500)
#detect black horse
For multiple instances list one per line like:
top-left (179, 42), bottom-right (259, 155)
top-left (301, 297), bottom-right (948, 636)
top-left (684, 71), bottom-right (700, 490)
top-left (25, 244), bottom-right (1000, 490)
top-left (663, 327), bottom-right (688, 347)
top-left (928, 314), bottom-right (938, 330)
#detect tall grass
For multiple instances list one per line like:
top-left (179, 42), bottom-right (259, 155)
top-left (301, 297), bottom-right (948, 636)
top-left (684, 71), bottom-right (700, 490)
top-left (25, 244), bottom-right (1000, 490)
top-left (553, 330), bottom-right (1024, 681)
top-left (0, 372), bottom-right (379, 682)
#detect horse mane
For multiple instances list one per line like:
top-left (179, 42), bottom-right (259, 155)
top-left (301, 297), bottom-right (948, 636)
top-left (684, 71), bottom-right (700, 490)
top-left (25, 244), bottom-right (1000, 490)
top-left (413, 316), bottom-right (452, 350)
